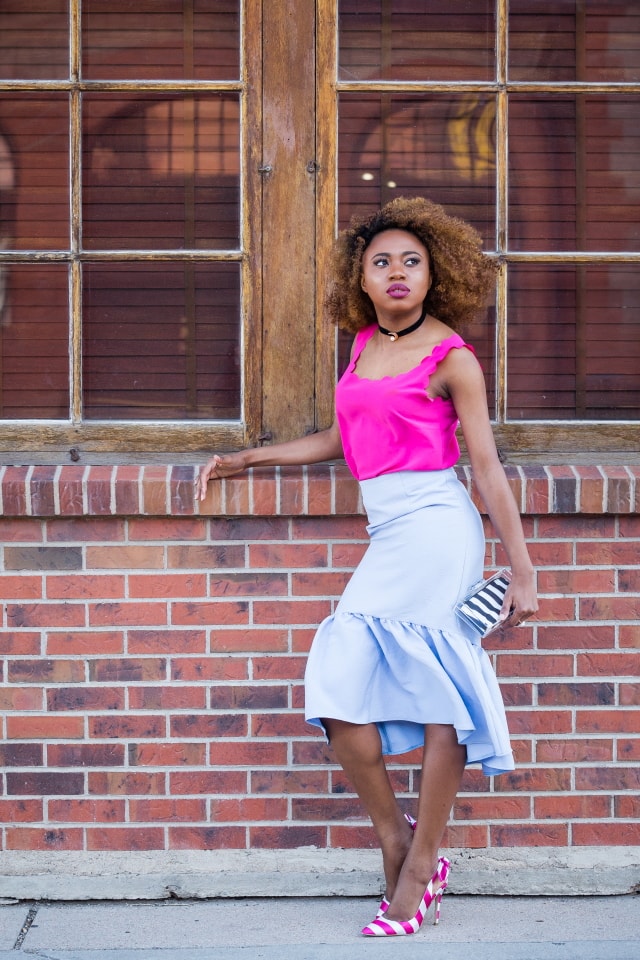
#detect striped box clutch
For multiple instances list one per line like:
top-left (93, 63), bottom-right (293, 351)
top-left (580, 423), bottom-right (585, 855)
top-left (455, 568), bottom-right (512, 638)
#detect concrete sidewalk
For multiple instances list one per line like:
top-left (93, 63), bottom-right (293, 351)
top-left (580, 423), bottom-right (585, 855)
top-left (1, 895), bottom-right (639, 960)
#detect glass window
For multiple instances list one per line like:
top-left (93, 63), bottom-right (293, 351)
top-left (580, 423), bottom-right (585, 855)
top-left (338, 0), bottom-right (495, 81)
top-left (83, 0), bottom-right (241, 81)
top-left (509, 0), bottom-right (640, 82)
top-left (0, 0), bottom-right (69, 81)
top-left (507, 263), bottom-right (640, 421)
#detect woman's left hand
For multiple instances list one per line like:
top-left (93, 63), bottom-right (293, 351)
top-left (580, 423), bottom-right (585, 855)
top-left (501, 569), bottom-right (538, 627)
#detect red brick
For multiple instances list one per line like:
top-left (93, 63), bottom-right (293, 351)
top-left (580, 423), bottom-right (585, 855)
top-left (572, 822), bottom-right (640, 845)
top-left (88, 657), bottom-right (166, 683)
top-left (88, 772), bottom-right (166, 795)
top-left (620, 683), bottom-right (640, 706)
top-left (128, 686), bottom-right (207, 710)
top-left (536, 738), bottom-right (613, 763)
top-left (85, 466), bottom-right (113, 516)
top-left (251, 712), bottom-right (308, 738)
top-left (0, 799), bottom-right (43, 822)
top-left (331, 542), bottom-right (368, 567)
top-left (113, 465), bottom-right (141, 514)
top-left (537, 568), bottom-right (615, 594)
top-left (48, 744), bottom-right (125, 767)
top-left (495, 654), bottom-right (574, 678)
top-left (8, 659), bottom-right (85, 684)
top-left (538, 682), bottom-right (614, 707)
top-left (506, 710), bottom-right (573, 734)
top-left (170, 465), bottom-right (198, 516)
top-left (329, 825), bottom-right (377, 848)
top-left (617, 739), bottom-right (640, 761)
top-left (251, 469), bottom-right (278, 515)
top-left (7, 603), bottom-right (85, 629)
top-left (195, 476), bottom-right (225, 516)
top-left (0, 576), bottom-right (42, 599)
top-left (141, 466), bottom-right (169, 515)
top-left (333, 464), bottom-right (363, 514)
top-left (6, 772), bottom-right (84, 795)
top-left (249, 542), bottom-right (328, 568)
top-left (306, 464), bottom-right (333, 516)
top-left (171, 771), bottom-right (248, 795)
top-left (495, 767), bottom-right (571, 793)
top-left (250, 825), bottom-right (326, 848)
top-left (291, 571), bottom-right (351, 596)
top-left (129, 798), bottom-right (206, 822)
top-left (208, 741), bottom-right (288, 766)
top-left (171, 600), bottom-right (249, 626)
top-left (490, 823), bottom-right (568, 846)
top-left (47, 687), bottom-right (125, 712)
top-left (172, 657), bottom-right (248, 681)
top-left (0, 742), bottom-right (43, 765)
top-left (211, 798), bottom-right (288, 821)
top-left (500, 683), bottom-right (533, 707)
top-left (210, 628), bottom-right (288, 653)
top-left (537, 625), bottom-right (614, 650)
top-left (6, 828), bottom-right (84, 850)
top-left (46, 574), bottom-right (125, 600)
top-left (576, 710), bottom-right (640, 733)
top-left (577, 652), bottom-right (640, 677)
top-left (0, 519), bottom-right (42, 542)
top-left (525, 541), bottom-right (573, 566)
top-left (0, 632), bottom-right (41, 655)
top-left (252, 656), bottom-right (307, 681)
top-left (208, 517), bottom-right (289, 541)
top-left (170, 714), bottom-right (247, 738)
top-left (619, 517), bottom-right (640, 538)
top-left (57, 466), bottom-right (85, 516)
top-left (291, 628), bottom-right (317, 653)
top-left (87, 827), bottom-right (165, 850)
top-left (250, 770), bottom-right (329, 794)
top-left (128, 629), bottom-right (206, 655)
top-left (615, 796), bottom-right (640, 817)
top-left (453, 796), bottom-right (531, 820)
top-left (129, 573), bottom-right (207, 599)
top-left (0, 687), bottom-right (44, 711)
top-left (441, 824), bottom-right (488, 848)
top-left (534, 795), bottom-right (611, 819)
top-left (89, 601), bottom-right (168, 627)
top-left (49, 799), bottom-right (126, 822)
top-left (253, 599), bottom-right (330, 625)
top-left (278, 468), bottom-right (305, 515)
top-left (47, 518), bottom-right (125, 542)
top-left (535, 596), bottom-right (577, 622)
top-left (168, 543), bottom-right (245, 568)
top-left (128, 743), bottom-right (206, 766)
top-left (575, 766), bottom-right (640, 791)
top-left (575, 465), bottom-right (605, 513)
top-left (169, 826), bottom-right (246, 849)
top-left (46, 631), bottom-right (124, 656)
top-left (210, 685), bottom-right (289, 710)
top-left (89, 715), bottom-right (166, 739)
top-left (1, 465), bottom-right (29, 516)
top-left (576, 540), bottom-right (640, 566)
top-left (128, 517), bottom-right (206, 541)
top-left (225, 474), bottom-right (251, 515)
top-left (538, 516), bottom-right (614, 538)
top-left (580, 596), bottom-right (640, 620)
top-left (209, 572), bottom-right (288, 597)
top-left (6, 715), bottom-right (84, 740)
top-left (620, 624), bottom-right (640, 648)
top-left (291, 740), bottom-right (335, 765)
top-left (87, 545), bottom-right (164, 569)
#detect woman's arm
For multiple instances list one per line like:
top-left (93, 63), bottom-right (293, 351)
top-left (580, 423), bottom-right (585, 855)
top-left (195, 419), bottom-right (344, 501)
top-left (444, 349), bottom-right (538, 624)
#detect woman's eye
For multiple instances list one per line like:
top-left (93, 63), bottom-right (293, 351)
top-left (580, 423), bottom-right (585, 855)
top-left (405, 257), bottom-right (419, 266)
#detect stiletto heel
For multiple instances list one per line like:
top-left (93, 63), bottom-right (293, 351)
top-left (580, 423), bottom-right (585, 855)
top-left (363, 856), bottom-right (450, 937)
top-left (375, 813), bottom-right (417, 917)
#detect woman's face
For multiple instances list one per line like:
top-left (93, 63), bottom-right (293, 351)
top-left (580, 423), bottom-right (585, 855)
top-left (360, 229), bottom-right (431, 320)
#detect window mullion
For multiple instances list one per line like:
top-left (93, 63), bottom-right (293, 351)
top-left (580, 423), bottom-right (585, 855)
top-left (69, 0), bottom-right (82, 424)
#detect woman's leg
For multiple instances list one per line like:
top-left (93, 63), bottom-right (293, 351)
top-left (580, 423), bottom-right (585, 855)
top-left (323, 718), bottom-right (414, 901)
top-left (384, 723), bottom-right (466, 922)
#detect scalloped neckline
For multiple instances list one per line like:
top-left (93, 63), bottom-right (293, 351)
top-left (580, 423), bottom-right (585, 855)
top-left (350, 330), bottom-right (461, 383)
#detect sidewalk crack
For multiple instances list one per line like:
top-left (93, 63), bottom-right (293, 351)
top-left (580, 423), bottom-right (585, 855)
top-left (12, 905), bottom-right (39, 950)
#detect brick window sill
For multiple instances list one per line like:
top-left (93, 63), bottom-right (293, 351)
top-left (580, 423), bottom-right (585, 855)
top-left (1, 463), bottom-right (638, 518)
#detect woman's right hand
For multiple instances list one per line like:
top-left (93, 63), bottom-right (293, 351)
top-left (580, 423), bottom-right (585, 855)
top-left (195, 451), bottom-right (248, 501)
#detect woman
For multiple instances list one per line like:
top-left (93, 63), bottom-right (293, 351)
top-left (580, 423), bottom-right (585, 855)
top-left (196, 197), bottom-right (538, 937)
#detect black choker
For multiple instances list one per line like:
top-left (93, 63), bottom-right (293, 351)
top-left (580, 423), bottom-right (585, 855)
top-left (377, 302), bottom-right (428, 342)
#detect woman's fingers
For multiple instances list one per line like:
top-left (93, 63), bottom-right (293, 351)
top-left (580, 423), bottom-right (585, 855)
top-left (195, 455), bottom-right (223, 500)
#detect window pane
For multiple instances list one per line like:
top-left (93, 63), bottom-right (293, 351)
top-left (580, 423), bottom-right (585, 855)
top-left (510, 1), bottom-right (640, 82)
top-left (0, 0), bottom-right (68, 81)
top-left (507, 263), bottom-right (640, 421)
top-left (509, 95), bottom-right (640, 252)
top-left (83, 0), bottom-right (240, 81)
top-left (339, 94), bottom-right (495, 246)
top-left (83, 94), bottom-right (240, 250)
top-left (0, 264), bottom-right (69, 418)
top-left (338, 0), bottom-right (495, 81)
top-left (0, 95), bottom-right (69, 250)
top-left (82, 262), bottom-right (241, 420)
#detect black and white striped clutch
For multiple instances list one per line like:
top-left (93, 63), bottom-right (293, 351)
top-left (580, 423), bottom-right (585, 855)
top-left (455, 568), bottom-right (512, 638)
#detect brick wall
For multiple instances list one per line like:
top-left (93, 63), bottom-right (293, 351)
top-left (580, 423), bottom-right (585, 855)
top-left (1, 463), bottom-right (639, 858)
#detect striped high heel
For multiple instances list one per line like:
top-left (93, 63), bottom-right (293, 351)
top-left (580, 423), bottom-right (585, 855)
top-left (375, 813), bottom-right (417, 918)
top-left (363, 856), bottom-right (451, 937)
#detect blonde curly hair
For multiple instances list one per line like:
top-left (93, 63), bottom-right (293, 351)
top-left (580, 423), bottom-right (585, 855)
top-left (325, 196), bottom-right (498, 334)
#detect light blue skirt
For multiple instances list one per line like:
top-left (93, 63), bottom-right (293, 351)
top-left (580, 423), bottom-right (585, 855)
top-left (304, 469), bottom-right (515, 776)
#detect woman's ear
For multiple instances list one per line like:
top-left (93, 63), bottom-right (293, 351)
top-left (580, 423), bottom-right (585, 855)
top-left (360, 275), bottom-right (367, 292)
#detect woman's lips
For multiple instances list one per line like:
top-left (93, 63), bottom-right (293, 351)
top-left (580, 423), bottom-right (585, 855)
top-left (386, 284), bottom-right (410, 298)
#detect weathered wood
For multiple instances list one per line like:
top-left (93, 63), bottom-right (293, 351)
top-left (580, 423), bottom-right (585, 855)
top-left (260, 0), bottom-right (317, 442)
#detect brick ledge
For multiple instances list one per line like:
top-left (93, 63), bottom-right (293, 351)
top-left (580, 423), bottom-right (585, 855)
top-left (0, 463), bottom-right (638, 518)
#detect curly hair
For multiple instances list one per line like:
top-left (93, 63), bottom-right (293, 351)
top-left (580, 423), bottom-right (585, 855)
top-left (325, 196), bottom-right (498, 334)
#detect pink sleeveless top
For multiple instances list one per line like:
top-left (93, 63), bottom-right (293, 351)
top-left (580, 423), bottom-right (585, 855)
top-left (335, 325), bottom-right (474, 481)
